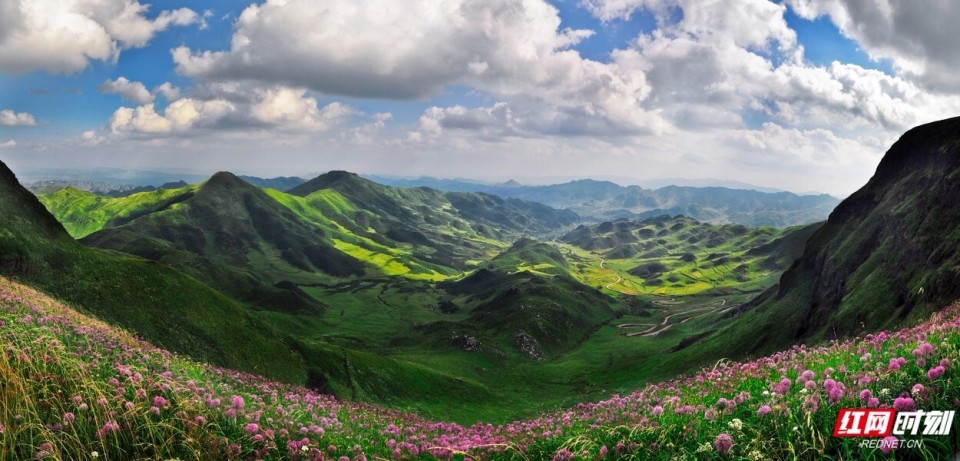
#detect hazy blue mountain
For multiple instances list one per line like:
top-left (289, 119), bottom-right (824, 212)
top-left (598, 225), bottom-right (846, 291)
top-left (365, 176), bottom-right (839, 227)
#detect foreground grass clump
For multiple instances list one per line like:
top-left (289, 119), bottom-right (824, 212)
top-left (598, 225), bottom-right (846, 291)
top-left (3, 275), bottom-right (960, 460)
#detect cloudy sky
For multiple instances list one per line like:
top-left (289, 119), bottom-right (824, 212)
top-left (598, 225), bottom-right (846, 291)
top-left (1, 0), bottom-right (959, 195)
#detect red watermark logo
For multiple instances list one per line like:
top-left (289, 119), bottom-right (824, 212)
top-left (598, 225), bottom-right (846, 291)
top-left (833, 409), bottom-right (896, 437)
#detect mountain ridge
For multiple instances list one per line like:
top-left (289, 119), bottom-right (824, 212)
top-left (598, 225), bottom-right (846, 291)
top-left (367, 175), bottom-right (839, 227)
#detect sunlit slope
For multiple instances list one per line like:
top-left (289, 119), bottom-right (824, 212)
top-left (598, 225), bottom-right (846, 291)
top-left (285, 170), bottom-right (579, 271)
top-left (39, 185), bottom-right (198, 238)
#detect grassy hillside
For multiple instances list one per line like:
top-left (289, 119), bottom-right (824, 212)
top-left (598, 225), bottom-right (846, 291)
top-left (433, 238), bottom-right (620, 361)
top-left (5, 274), bottom-right (960, 460)
top-left (285, 171), bottom-right (579, 271)
top-left (0, 160), bottom-right (304, 383)
top-left (38, 185), bottom-right (198, 238)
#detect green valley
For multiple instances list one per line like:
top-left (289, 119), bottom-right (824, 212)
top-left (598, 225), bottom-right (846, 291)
top-left (24, 164), bottom-right (826, 423)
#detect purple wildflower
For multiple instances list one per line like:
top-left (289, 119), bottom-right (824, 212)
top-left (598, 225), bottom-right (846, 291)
top-left (715, 433), bottom-right (733, 454)
top-left (893, 396), bottom-right (915, 412)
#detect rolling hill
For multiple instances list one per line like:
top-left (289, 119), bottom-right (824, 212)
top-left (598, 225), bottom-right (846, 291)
top-left (431, 238), bottom-right (620, 361)
top-left (558, 215), bottom-right (821, 296)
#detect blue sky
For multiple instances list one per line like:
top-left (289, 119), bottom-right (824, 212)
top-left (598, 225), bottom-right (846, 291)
top-left (1, 0), bottom-right (958, 196)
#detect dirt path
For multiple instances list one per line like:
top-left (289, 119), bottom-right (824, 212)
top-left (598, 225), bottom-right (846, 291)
top-left (599, 258), bottom-right (624, 290)
top-left (623, 299), bottom-right (729, 337)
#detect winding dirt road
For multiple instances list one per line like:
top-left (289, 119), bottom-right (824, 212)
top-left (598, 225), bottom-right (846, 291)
top-left (622, 298), bottom-right (730, 337)
top-left (599, 258), bottom-right (623, 290)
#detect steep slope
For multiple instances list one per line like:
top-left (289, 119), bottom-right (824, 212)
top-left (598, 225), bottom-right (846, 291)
top-left (767, 117), bottom-right (960, 339)
top-left (89, 172), bottom-right (365, 279)
top-left (0, 159), bottom-right (304, 382)
top-left (695, 116), bottom-right (960, 357)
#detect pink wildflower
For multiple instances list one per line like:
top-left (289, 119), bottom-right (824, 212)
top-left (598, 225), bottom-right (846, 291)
top-left (893, 396), bottom-right (915, 412)
top-left (715, 433), bottom-right (733, 454)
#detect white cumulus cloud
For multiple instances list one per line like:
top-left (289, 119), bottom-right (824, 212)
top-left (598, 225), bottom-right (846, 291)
top-left (107, 85), bottom-right (357, 138)
top-left (0, 109), bottom-right (36, 126)
top-left (171, 0), bottom-right (665, 135)
top-left (0, 0), bottom-right (198, 74)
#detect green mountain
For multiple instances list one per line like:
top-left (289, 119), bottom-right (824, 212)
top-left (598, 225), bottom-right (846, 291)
top-left (675, 116), bottom-right (960, 360)
top-left (76, 172), bottom-right (367, 314)
top-left (433, 238), bottom-right (619, 361)
top-left (0, 159), bottom-right (305, 383)
top-left (287, 171), bottom-right (579, 269)
top-left (755, 116), bottom-right (960, 344)
top-left (91, 171), bottom-right (365, 277)
top-left (41, 170), bottom-right (580, 279)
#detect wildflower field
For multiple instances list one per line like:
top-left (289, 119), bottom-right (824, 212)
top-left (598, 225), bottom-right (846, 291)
top-left (2, 275), bottom-right (959, 460)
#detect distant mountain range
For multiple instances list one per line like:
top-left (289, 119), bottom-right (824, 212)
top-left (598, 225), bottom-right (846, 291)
top-left (367, 176), bottom-right (840, 227)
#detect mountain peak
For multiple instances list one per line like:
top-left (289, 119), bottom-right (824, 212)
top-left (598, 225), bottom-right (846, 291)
top-left (288, 170), bottom-right (365, 196)
top-left (203, 171), bottom-right (251, 190)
